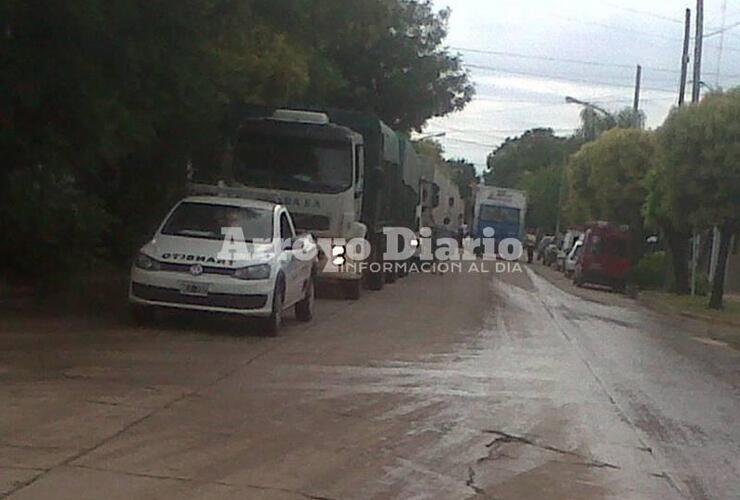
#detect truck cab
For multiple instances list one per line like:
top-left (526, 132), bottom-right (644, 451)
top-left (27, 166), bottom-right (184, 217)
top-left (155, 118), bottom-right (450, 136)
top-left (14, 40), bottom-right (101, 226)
top-left (473, 186), bottom-right (528, 246)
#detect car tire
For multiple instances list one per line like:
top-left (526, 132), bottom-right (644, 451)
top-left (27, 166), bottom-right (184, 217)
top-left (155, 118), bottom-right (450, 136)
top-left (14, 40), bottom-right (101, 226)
top-left (130, 304), bottom-right (155, 326)
top-left (344, 279), bottom-right (361, 300)
top-left (263, 281), bottom-right (284, 337)
top-left (295, 278), bottom-right (315, 322)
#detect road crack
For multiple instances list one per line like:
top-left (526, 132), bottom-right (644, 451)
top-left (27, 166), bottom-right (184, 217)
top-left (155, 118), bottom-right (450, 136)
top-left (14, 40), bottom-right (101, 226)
top-left (466, 465), bottom-right (486, 495)
top-left (480, 430), bottom-right (620, 470)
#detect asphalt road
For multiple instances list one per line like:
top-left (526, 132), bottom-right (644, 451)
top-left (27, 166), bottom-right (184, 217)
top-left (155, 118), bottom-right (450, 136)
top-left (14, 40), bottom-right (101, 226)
top-left (1, 266), bottom-right (738, 499)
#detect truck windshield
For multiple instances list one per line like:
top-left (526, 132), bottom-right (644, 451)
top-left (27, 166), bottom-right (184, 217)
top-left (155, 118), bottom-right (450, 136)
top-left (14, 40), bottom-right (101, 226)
top-left (479, 205), bottom-right (520, 224)
top-left (233, 134), bottom-right (352, 194)
top-left (161, 202), bottom-right (273, 242)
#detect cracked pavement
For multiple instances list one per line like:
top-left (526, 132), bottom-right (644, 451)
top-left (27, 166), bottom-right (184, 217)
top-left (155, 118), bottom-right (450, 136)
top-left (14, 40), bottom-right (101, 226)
top-left (1, 266), bottom-right (739, 499)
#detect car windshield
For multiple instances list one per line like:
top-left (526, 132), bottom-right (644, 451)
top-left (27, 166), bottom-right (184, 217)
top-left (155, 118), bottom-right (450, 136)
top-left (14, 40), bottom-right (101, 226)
top-left (233, 134), bottom-right (352, 194)
top-left (160, 202), bottom-right (273, 242)
top-left (479, 205), bottom-right (520, 224)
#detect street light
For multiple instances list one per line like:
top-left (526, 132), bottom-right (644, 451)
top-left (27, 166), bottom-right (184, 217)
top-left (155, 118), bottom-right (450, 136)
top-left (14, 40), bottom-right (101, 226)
top-left (564, 96), bottom-right (613, 119)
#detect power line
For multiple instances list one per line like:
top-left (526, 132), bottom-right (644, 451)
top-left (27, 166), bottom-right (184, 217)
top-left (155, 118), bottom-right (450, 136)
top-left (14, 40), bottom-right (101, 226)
top-left (704, 19), bottom-right (740, 38)
top-left (601, 3), bottom-right (684, 24)
top-left (452, 47), bottom-right (680, 75)
top-left (453, 46), bottom-right (740, 80)
top-left (465, 63), bottom-right (678, 94)
top-left (556, 14), bottom-right (740, 52)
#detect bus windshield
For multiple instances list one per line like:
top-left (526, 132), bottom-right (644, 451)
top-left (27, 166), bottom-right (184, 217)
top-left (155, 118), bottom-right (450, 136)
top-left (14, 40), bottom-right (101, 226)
top-left (233, 134), bottom-right (353, 194)
top-left (479, 205), bottom-right (520, 224)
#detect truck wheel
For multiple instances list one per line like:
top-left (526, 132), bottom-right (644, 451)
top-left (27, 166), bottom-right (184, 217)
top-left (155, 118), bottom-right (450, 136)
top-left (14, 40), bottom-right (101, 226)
top-left (367, 268), bottom-right (384, 290)
top-left (263, 282), bottom-right (284, 337)
top-left (295, 278), bottom-right (315, 322)
top-left (130, 304), bottom-right (155, 326)
top-left (384, 267), bottom-right (397, 284)
top-left (398, 262), bottom-right (410, 278)
top-left (344, 279), bottom-right (361, 300)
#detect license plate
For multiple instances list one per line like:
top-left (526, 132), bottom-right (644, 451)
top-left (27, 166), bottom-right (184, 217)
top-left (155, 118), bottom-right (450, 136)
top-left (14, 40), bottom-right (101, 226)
top-left (180, 282), bottom-right (210, 296)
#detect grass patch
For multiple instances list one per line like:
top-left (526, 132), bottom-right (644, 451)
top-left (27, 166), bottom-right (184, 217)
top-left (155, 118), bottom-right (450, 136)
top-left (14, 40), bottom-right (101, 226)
top-left (642, 291), bottom-right (740, 325)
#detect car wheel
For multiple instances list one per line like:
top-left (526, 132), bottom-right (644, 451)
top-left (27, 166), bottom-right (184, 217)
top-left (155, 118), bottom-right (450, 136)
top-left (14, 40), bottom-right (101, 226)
top-left (130, 304), bottom-right (155, 326)
top-left (295, 278), bottom-right (315, 322)
top-left (263, 282), bottom-right (284, 337)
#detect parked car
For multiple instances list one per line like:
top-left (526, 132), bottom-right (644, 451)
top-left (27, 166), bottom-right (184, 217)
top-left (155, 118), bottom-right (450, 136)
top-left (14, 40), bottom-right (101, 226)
top-left (129, 192), bottom-right (318, 335)
top-left (564, 240), bottom-right (583, 278)
top-left (573, 223), bottom-right (631, 292)
top-left (556, 230), bottom-right (583, 272)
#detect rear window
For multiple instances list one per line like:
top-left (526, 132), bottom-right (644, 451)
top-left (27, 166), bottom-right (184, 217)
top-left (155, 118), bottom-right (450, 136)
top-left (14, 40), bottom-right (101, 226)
top-left (161, 202), bottom-right (273, 242)
top-left (590, 234), bottom-right (628, 258)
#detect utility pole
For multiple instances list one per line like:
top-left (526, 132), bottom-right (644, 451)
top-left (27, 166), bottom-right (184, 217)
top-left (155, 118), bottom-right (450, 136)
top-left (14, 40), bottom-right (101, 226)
top-left (692, 0), bottom-right (704, 103)
top-left (679, 8), bottom-right (691, 106)
top-left (690, 0), bottom-right (704, 296)
top-left (632, 64), bottom-right (642, 127)
top-left (716, 0), bottom-right (728, 87)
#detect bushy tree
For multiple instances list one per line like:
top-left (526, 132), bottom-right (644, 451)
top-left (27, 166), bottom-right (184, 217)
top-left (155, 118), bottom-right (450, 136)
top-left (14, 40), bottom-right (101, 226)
top-left (656, 89), bottom-right (740, 309)
top-left (484, 128), bottom-right (575, 188)
top-left (1, 0), bottom-right (473, 286)
top-left (565, 128), bottom-right (655, 257)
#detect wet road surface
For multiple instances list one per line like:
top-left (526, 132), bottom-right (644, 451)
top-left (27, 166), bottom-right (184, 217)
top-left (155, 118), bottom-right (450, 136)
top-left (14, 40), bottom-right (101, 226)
top-left (1, 266), bottom-right (738, 499)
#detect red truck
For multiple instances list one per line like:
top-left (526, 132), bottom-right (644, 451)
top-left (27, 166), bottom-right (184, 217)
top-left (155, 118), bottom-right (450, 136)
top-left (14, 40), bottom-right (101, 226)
top-left (573, 222), bottom-right (631, 292)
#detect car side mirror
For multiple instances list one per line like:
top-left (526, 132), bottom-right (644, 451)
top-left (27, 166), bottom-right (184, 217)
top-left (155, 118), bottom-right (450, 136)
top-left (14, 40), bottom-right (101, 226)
top-left (291, 237), bottom-right (305, 251)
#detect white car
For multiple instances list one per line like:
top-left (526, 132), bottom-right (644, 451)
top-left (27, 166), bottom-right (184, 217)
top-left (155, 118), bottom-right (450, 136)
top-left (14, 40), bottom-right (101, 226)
top-left (129, 194), bottom-right (318, 335)
top-left (564, 240), bottom-right (583, 278)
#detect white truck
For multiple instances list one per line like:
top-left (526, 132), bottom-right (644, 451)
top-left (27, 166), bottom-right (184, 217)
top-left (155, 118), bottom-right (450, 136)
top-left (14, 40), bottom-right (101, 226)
top-left (225, 107), bottom-right (416, 299)
top-left (473, 185), bottom-right (528, 244)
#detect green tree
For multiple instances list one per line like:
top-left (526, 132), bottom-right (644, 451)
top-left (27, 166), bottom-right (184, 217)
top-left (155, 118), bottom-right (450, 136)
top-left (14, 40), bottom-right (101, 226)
top-left (565, 128), bottom-right (655, 257)
top-left (656, 89), bottom-right (740, 309)
top-left (519, 164), bottom-right (564, 232)
top-left (1, 0), bottom-right (473, 286)
top-left (484, 128), bottom-right (574, 188)
top-left (253, 0), bottom-right (474, 131)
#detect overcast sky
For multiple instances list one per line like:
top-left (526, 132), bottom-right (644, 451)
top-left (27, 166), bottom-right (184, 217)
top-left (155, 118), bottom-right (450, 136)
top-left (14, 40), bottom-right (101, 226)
top-left (424, 0), bottom-right (740, 171)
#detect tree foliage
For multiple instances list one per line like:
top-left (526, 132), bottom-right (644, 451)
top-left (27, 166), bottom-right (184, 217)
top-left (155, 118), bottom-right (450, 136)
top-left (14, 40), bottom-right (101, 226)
top-left (565, 128), bottom-right (654, 225)
top-left (0, 0), bottom-right (472, 285)
top-left (484, 128), bottom-right (575, 188)
top-left (654, 89), bottom-right (740, 308)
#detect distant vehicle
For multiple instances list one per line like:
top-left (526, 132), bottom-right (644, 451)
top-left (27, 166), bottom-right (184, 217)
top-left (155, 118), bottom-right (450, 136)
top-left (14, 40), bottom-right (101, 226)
top-left (129, 190), bottom-right (318, 335)
top-left (573, 222), bottom-right (631, 292)
top-left (537, 235), bottom-right (555, 262)
top-left (556, 229), bottom-right (584, 271)
top-left (473, 186), bottom-right (527, 250)
top-left (564, 240), bottom-right (583, 278)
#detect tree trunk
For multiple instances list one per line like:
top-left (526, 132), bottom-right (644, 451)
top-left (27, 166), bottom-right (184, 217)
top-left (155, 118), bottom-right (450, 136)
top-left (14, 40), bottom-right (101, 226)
top-left (708, 221), bottom-right (734, 310)
top-left (664, 225), bottom-right (690, 295)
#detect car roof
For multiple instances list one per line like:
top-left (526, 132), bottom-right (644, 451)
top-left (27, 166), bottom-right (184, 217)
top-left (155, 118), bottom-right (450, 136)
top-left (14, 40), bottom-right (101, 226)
top-left (180, 195), bottom-right (278, 211)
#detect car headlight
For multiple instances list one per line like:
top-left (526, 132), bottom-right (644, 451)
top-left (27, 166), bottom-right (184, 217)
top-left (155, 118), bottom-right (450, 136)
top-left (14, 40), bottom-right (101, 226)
top-left (332, 245), bottom-right (345, 257)
top-left (410, 238), bottom-right (420, 248)
top-left (233, 263), bottom-right (271, 280)
top-left (135, 253), bottom-right (160, 271)
top-left (332, 256), bottom-right (345, 266)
